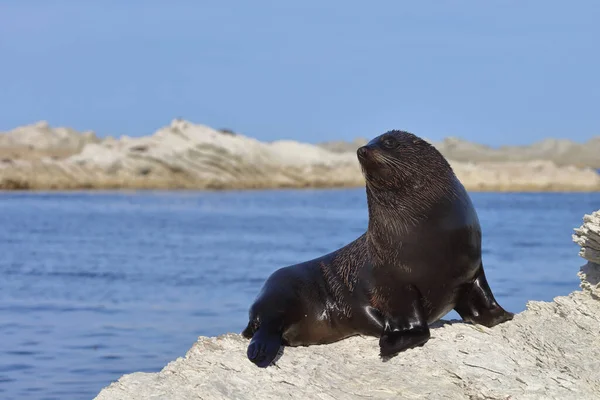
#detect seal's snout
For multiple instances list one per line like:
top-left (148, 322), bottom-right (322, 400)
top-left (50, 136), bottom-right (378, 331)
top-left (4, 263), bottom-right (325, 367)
top-left (357, 146), bottom-right (370, 160)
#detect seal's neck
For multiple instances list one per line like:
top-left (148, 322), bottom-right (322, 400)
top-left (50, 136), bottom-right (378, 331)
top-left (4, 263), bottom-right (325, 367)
top-left (364, 176), bottom-right (457, 260)
top-left (365, 185), bottom-right (425, 237)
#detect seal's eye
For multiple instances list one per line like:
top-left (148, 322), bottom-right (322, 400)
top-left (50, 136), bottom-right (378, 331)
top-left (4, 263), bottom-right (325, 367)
top-left (381, 137), bottom-right (397, 149)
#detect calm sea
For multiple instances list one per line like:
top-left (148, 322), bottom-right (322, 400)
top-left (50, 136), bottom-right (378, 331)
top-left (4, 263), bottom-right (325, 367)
top-left (1, 189), bottom-right (598, 400)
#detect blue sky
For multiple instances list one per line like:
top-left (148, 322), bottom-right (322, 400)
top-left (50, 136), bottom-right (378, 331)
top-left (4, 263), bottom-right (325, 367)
top-left (0, 1), bottom-right (598, 146)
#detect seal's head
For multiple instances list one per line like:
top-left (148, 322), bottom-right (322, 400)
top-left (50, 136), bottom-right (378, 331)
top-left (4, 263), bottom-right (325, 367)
top-left (357, 130), bottom-right (453, 193)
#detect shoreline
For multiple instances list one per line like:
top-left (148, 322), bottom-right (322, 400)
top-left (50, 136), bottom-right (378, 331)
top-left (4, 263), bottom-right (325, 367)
top-left (1, 181), bottom-right (600, 193)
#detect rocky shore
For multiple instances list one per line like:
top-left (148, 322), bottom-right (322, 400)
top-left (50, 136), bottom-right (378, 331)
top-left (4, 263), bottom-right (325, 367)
top-left (1, 120), bottom-right (599, 192)
top-left (94, 210), bottom-right (600, 399)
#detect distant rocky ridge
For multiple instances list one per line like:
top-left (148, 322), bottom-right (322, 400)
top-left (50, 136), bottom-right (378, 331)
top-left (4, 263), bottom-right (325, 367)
top-left (319, 135), bottom-right (600, 169)
top-left (0, 121), bottom-right (100, 160)
top-left (0, 120), bottom-right (599, 191)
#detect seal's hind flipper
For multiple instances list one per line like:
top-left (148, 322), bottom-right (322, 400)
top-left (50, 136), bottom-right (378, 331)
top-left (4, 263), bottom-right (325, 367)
top-left (246, 327), bottom-right (283, 368)
top-left (454, 264), bottom-right (514, 328)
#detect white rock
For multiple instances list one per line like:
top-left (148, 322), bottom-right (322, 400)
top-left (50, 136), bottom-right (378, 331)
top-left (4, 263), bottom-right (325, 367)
top-left (0, 120), bottom-right (99, 154)
top-left (1, 120), bottom-right (599, 191)
top-left (573, 210), bottom-right (600, 259)
top-left (68, 143), bottom-right (124, 171)
top-left (94, 210), bottom-right (600, 400)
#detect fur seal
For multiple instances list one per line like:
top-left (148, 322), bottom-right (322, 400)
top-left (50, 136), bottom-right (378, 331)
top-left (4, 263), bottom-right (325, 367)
top-left (242, 129), bottom-right (514, 368)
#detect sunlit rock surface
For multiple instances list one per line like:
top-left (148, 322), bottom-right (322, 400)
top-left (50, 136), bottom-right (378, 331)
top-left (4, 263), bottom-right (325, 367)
top-left (94, 210), bottom-right (600, 400)
top-left (573, 210), bottom-right (600, 267)
top-left (0, 121), bottom-right (99, 160)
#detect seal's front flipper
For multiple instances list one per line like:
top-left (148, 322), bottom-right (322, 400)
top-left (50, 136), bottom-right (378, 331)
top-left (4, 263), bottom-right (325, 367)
top-left (246, 325), bottom-right (283, 368)
top-left (241, 320), bottom-right (256, 339)
top-left (454, 264), bottom-right (514, 328)
top-left (374, 284), bottom-right (430, 358)
top-left (379, 326), bottom-right (430, 358)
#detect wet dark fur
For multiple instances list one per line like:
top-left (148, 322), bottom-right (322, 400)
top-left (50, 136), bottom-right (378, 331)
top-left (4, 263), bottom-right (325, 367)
top-left (241, 130), bottom-right (514, 367)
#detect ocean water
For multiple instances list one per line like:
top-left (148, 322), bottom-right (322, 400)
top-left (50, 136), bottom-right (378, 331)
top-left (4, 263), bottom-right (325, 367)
top-left (0, 189), bottom-right (598, 400)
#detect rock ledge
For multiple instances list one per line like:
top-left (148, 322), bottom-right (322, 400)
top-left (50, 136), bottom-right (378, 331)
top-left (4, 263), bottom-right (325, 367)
top-left (95, 211), bottom-right (600, 400)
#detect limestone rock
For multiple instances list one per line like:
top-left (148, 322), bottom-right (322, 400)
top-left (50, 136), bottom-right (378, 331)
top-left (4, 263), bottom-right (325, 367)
top-left (0, 120), bottom-right (99, 160)
top-left (573, 210), bottom-right (600, 266)
top-left (0, 120), bottom-right (364, 190)
top-left (95, 211), bottom-right (600, 400)
top-left (573, 210), bottom-right (600, 300)
top-left (1, 120), bottom-right (599, 191)
top-left (452, 160), bottom-right (600, 192)
top-left (318, 137), bottom-right (369, 153)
